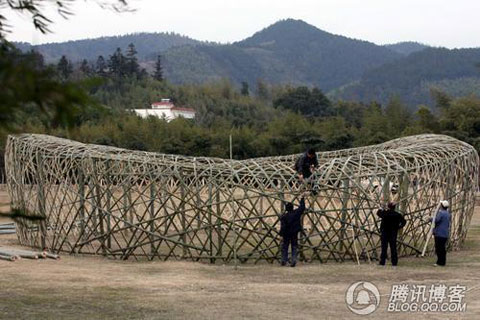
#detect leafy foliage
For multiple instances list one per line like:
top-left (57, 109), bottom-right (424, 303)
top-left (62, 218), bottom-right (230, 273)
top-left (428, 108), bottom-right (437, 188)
top-left (1, 1), bottom-right (130, 36)
top-left (0, 40), bottom-right (93, 130)
top-left (273, 86), bottom-right (333, 117)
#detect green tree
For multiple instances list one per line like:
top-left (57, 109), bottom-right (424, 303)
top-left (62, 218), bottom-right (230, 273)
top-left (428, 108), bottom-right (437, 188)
top-left (95, 55), bottom-right (107, 76)
top-left (430, 88), bottom-right (452, 109)
top-left (256, 79), bottom-right (270, 100)
top-left (0, 41), bottom-right (92, 129)
top-left (384, 97), bottom-right (410, 137)
top-left (240, 81), bottom-right (249, 96)
top-left (417, 105), bottom-right (439, 132)
top-left (263, 112), bottom-right (321, 154)
top-left (318, 117), bottom-right (353, 150)
top-left (355, 102), bottom-right (390, 145)
top-left (125, 43), bottom-right (140, 77)
top-left (335, 100), bottom-right (366, 128)
top-left (57, 55), bottom-right (73, 80)
top-left (153, 55), bottom-right (164, 81)
top-left (108, 47), bottom-right (126, 78)
top-left (79, 59), bottom-right (92, 76)
top-left (273, 86), bottom-right (333, 117)
top-left (441, 96), bottom-right (480, 137)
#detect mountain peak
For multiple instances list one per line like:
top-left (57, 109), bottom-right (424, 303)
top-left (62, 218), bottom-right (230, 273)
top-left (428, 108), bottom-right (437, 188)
top-left (384, 41), bottom-right (429, 56)
top-left (238, 19), bottom-right (330, 46)
top-left (267, 18), bottom-right (320, 30)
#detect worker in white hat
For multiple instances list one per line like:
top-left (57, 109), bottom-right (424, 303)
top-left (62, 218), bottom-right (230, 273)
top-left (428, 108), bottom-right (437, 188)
top-left (433, 200), bottom-right (451, 266)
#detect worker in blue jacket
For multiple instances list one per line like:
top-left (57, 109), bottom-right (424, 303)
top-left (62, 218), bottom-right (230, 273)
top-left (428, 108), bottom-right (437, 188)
top-left (279, 195), bottom-right (307, 267)
top-left (433, 200), bottom-right (451, 266)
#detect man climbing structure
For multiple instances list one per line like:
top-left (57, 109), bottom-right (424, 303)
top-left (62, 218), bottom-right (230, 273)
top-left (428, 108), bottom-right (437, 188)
top-left (295, 148), bottom-right (319, 194)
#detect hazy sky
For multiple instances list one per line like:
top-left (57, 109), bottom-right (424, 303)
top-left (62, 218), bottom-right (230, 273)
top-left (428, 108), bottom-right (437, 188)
top-left (4, 0), bottom-right (480, 48)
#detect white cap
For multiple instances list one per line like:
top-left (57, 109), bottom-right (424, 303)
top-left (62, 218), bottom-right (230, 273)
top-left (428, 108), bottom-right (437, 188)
top-left (441, 200), bottom-right (449, 208)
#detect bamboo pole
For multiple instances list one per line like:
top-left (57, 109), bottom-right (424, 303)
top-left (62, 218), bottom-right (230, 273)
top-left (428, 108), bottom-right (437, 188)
top-left (340, 179), bottom-right (349, 252)
top-left (94, 160), bottom-right (106, 256)
top-left (421, 201), bottom-right (442, 256)
top-left (0, 230), bottom-right (16, 235)
top-left (149, 180), bottom-right (156, 256)
top-left (180, 169), bottom-right (187, 259)
top-left (208, 182), bottom-right (214, 263)
top-left (35, 152), bottom-right (47, 249)
top-left (350, 227), bottom-right (360, 265)
top-left (0, 254), bottom-right (17, 261)
top-left (105, 162), bottom-right (112, 251)
top-left (216, 187), bottom-right (222, 260)
top-left (78, 168), bottom-right (86, 241)
top-left (45, 252), bottom-right (60, 260)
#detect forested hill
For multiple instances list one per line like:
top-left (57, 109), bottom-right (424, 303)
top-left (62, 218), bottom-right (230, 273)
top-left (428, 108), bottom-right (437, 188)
top-left (14, 19), bottom-right (480, 106)
top-left (384, 41), bottom-right (429, 56)
top-left (14, 32), bottom-right (201, 63)
top-left (16, 19), bottom-right (402, 91)
top-left (163, 19), bottom-right (402, 90)
top-left (333, 47), bottom-right (480, 106)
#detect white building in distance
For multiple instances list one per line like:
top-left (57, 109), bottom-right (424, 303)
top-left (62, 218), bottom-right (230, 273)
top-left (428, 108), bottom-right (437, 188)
top-left (133, 99), bottom-right (196, 121)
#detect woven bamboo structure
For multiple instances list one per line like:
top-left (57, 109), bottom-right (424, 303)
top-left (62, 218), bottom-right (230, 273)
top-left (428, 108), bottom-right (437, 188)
top-left (5, 133), bottom-right (479, 263)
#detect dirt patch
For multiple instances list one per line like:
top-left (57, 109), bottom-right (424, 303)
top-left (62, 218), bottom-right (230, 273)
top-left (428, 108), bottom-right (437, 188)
top-left (1, 189), bottom-right (479, 319)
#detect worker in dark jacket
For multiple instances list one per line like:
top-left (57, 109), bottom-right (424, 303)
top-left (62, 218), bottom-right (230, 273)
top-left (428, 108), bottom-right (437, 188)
top-left (433, 200), bottom-right (451, 266)
top-left (295, 148), bottom-right (319, 195)
top-left (377, 202), bottom-right (406, 266)
top-left (295, 148), bottom-right (319, 181)
top-left (280, 195), bottom-right (307, 267)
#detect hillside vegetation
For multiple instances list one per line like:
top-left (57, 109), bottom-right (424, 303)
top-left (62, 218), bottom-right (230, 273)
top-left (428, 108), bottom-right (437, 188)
top-left (384, 41), bottom-right (429, 56)
top-left (334, 47), bottom-right (480, 106)
top-left (15, 32), bottom-right (200, 63)
top-left (16, 19), bottom-right (480, 107)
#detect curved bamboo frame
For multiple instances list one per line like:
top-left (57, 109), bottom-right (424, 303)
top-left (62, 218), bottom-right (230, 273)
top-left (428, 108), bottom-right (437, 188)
top-left (5, 133), bottom-right (479, 263)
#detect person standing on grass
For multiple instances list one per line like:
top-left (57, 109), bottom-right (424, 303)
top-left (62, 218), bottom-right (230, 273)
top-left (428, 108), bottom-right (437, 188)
top-left (432, 200), bottom-right (451, 266)
top-left (279, 194), bottom-right (307, 267)
top-left (377, 202), bottom-right (406, 266)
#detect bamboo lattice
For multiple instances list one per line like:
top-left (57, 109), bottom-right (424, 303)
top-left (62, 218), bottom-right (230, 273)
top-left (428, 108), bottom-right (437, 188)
top-left (4, 133), bottom-right (479, 263)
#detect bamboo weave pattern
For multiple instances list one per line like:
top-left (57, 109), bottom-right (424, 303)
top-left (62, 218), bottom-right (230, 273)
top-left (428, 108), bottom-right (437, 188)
top-left (5, 134), bottom-right (479, 263)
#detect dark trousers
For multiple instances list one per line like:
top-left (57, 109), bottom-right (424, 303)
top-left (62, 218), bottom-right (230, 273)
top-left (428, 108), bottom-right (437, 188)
top-left (380, 232), bottom-right (398, 266)
top-left (282, 233), bottom-right (298, 264)
top-left (434, 236), bottom-right (448, 266)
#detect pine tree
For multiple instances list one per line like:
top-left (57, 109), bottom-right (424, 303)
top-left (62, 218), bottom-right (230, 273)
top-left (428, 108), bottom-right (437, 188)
top-left (80, 59), bottom-right (91, 76)
top-left (29, 49), bottom-right (45, 70)
top-left (256, 79), bottom-right (269, 100)
top-left (108, 47), bottom-right (126, 78)
top-left (153, 55), bottom-right (163, 81)
top-left (95, 55), bottom-right (107, 77)
top-left (125, 43), bottom-right (140, 77)
top-left (57, 55), bottom-right (73, 80)
top-left (241, 81), bottom-right (249, 96)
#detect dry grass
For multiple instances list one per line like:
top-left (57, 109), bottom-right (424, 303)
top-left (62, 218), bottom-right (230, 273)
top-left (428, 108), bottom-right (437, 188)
top-left (1, 188), bottom-right (479, 319)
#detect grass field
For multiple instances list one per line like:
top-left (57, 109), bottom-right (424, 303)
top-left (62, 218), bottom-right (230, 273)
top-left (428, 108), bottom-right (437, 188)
top-left (1, 187), bottom-right (479, 319)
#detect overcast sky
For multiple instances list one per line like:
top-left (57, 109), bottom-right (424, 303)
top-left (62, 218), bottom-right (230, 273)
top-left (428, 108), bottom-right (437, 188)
top-left (4, 0), bottom-right (480, 48)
